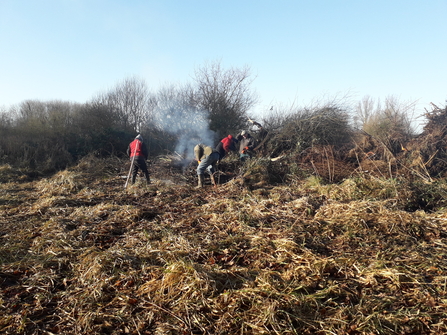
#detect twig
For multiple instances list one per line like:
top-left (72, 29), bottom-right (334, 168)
top-left (144, 299), bottom-right (191, 334)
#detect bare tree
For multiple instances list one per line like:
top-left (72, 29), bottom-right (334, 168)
top-left (193, 61), bottom-right (258, 139)
top-left (94, 76), bottom-right (152, 132)
top-left (360, 95), bottom-right (418, 153)
top-left (354, 95), bottom-right (379, 130)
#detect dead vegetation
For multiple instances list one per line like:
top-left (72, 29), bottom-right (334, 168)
top-left (1, 143), bottom-right (447, 335)
top-left (1, 104), bottom-right (447, 334)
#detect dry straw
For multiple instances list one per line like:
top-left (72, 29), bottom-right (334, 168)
top-left (1, 153), bottom-right (447, 334)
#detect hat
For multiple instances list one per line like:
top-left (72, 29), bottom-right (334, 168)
top-left (241, 130), bottom-right (247, 136)
top-left (135, 134), bottom-right (143, 141)
top-left (227, 135), bottom-right (233, 139)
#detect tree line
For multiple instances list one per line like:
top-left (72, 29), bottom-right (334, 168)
top-left (0, 60), bottom-right (425, 174)
top-left (0, 62), bottom-right (257, 172)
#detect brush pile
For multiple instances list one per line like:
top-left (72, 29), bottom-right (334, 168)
top-left (345, 104), bottom-right (447, 182)
top-left (1, 153), bottom-right (447, 335)
top-left (402, 103), bottom-right (447, 179)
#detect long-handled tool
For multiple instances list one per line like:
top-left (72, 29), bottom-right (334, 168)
top-left (124, 140), bottom-right (139, 188)
top-left (210, 171), bottom-right (217, 188)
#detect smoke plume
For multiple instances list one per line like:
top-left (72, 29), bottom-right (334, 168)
top-left (152, 103), bottom-right (215, 164)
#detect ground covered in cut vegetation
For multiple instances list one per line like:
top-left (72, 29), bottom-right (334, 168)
top-left (1, 155), bottom-right (447, 335)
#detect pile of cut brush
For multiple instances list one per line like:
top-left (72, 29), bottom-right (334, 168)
top-left (345, 104), bottom-right (447, 182)
top-left (1, 154), bottom-right (447, 335)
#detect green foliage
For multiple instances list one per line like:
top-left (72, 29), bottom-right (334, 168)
top-left (404, 179), bottom-right (447, 212)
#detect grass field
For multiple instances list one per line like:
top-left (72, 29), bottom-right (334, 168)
top-left (1, 155), bottom-right (447, 334)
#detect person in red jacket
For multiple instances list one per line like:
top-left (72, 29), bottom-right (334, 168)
top-left (126, 134), bottom-right (150, 184)
top-left (215, 135), bottom-right (237, 161)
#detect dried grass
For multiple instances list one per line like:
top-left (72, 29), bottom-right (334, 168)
top-left (1, 156), bottom-right (447, 334)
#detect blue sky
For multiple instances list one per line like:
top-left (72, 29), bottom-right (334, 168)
top-left (1, 0), bottom-right (446, 120)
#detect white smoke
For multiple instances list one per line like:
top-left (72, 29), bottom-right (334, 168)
top-left (152, 102), bottom-right (215, 163)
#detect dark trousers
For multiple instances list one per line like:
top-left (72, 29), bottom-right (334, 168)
top-left (131, 156), bottom-right (150, 183)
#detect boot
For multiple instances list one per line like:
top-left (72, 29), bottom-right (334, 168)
top-left (131, 174), bottom-right (137, 184)
top-left (195, 174), bottom-right (204, 188)
top-left (145, 172), bottom-right (151, 184)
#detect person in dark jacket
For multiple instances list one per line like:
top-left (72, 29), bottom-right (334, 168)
top-left (127, 134), bottom-right (150, 184)
top-left (236, 130), bottom-right (256, 162)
